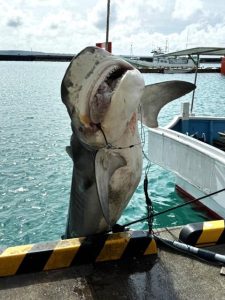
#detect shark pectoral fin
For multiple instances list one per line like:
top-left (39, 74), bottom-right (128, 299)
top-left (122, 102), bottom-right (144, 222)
top-left (140, 80), bottom-right (196, 128)
top-left (95, 150), bottom-right (126, 226)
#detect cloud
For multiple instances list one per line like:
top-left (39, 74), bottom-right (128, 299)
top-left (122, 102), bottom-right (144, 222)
top-left (7, 16), bottom-right (23, 28)
top-left (172, 0), bottom-right (203, 20)
top-left (0, 0), bottom-right (225, 54)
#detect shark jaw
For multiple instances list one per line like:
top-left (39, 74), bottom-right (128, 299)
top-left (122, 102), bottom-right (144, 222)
top-left (62, 46), bottom-right (144, 149)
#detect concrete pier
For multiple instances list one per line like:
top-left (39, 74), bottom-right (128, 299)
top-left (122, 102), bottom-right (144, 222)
top-left (1, 227), bottom-right (225, 299)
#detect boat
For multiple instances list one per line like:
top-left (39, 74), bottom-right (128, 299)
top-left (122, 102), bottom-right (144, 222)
top-left (151, 47), bottom-right (195, 73)
top-left (147, 47), bottom-right (225, 219)
top-left (163, 67), bottom-right (194, 74)
top-left (124, 47), bottom-right (195, 73)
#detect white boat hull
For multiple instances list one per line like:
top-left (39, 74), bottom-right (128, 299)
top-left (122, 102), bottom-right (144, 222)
top-left (163, 68), bottom-right (194, 74)
top-left (148, 117), bottom-right (225, 219)
top-left (175, 177), bottom-right (224, 219)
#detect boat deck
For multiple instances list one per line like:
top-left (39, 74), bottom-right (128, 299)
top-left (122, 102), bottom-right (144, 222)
top-left (1, 227), bottom-right (225, 299)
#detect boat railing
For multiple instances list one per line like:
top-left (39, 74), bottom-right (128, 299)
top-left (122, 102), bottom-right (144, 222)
top-left (148, 126), bottom-right (225, 165)
top-left (164, 104), bottom-right (225, 150)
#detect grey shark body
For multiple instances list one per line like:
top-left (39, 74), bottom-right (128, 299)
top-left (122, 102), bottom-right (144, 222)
top-left (65, 126), bottom-right (128, 237)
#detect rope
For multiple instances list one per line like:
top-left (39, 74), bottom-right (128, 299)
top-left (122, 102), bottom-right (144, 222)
top-left (144, 174), bottom-right (154, 233)
top-left (155, 235), bottom-right (225, 266)
top-left (96, 123), bottom-right (143, 150)
top-left (113, 187), bottom-right (225, 230)
top-left (93, 103), bottom-right (148, 151)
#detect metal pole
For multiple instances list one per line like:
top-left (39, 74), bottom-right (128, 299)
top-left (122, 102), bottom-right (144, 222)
top-left (105, 0), bottom-right (110, 51)
top-left (190, 54), bottom-right (199, 114)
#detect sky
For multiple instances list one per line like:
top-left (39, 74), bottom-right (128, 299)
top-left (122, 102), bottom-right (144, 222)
top-left (1, 0), bottom-right (225, 56)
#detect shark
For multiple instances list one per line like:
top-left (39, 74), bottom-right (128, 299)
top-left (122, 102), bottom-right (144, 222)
top-left (61, 46), bottom-right (195, 238)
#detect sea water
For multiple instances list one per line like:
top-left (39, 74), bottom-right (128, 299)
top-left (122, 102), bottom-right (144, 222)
top-left (0, 61), bottom-right (225, 247)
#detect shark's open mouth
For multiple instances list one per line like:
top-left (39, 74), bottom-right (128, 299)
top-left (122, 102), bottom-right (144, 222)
top-left (89, 65), bottom-right (133, 125)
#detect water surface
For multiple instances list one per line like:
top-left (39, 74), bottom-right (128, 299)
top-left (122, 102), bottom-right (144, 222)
top-left (1, 61), bottom-right (224, 246)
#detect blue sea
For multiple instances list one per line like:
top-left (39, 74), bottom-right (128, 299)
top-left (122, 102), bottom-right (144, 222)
top-left (1, 61), bottom-right (225, 247)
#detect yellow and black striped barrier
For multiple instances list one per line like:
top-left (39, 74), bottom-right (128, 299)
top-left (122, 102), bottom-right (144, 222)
top-left (179, 220), bottom-right (225, 247)
top-left (0, 231), bottom-right (157, 277)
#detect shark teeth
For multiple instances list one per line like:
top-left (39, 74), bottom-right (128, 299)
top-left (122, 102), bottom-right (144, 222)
top-left (89, 62), bottom-right (134, 125)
